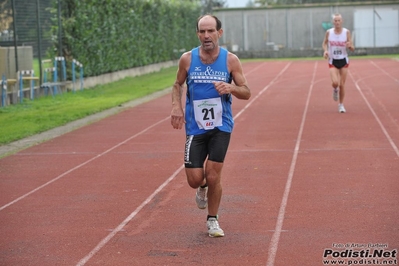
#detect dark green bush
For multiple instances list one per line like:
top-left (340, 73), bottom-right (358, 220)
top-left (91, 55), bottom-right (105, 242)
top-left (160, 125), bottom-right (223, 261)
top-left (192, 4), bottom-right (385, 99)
top-left (52, 0), bottom-right (201, 77)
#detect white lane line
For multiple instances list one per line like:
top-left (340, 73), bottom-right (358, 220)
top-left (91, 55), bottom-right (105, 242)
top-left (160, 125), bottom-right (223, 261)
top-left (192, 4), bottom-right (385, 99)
top-left (369, 60), bottom-right (399, 84)
top-left (348, 70), bottom-right (399, 158)
top-left (266, 61), bottom-right (318, 266)
top-left (76, 62), bottom-right (293, 265)
top-left (235, 62), bottom-right (292, 119)
top-left (0, 116), bottom-right (170, 212)
top-left (0, 61), bottom-right (277, 211)
top-left (75, 164), bottom-right (185, 266)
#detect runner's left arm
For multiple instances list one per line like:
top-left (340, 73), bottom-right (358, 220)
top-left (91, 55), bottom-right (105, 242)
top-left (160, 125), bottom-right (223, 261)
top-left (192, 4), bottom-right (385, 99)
top-left (346, 30), bottom-right (355, 52)
top-left (213, 53), bottom-right (251, 100)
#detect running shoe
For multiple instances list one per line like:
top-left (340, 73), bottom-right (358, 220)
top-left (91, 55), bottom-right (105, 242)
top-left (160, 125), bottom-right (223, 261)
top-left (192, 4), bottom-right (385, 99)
top-left (338, 104), bottom-right (346, 113)
top-left (333, 88), bottom-right (339, 101)
top-left (207, 217), bottom-right (225, 237)
top-left (196, 186), bottom-right (208, 209)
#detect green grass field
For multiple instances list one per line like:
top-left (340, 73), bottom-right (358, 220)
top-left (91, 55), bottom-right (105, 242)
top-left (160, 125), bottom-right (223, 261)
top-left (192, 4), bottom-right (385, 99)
top-left (0, 66), bottom-right (176, 145)
top-left (1, 55), bottom-right (398, 146)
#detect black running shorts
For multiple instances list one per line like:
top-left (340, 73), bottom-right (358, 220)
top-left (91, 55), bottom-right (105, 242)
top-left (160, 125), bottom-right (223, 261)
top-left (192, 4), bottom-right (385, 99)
top-left (332, 58), bottom-right (348, 69)
top-left (184, 128), bottom-right (231, 168)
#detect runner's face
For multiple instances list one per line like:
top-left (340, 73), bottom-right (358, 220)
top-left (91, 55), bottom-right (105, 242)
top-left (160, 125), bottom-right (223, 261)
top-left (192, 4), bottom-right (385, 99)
top-left (197, 17), bottom-right (221, 51)
top-left (333, 15), bottom-right (343, 29)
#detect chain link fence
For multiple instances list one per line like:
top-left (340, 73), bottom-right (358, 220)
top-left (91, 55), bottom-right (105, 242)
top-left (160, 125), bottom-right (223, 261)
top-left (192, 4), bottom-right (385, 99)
top-left (0, 0), bottom-right (75, 106)
top-left (1, 0), bottom-right (55, 80)
top-left (1, 1), bottom-right (398, 106)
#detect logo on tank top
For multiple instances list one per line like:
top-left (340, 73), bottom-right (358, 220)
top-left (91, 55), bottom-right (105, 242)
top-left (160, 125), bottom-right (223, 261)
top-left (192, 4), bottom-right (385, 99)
top-left (329, 41), bottom-right (346, 47)
top-left (190, 66), bottom-right (228, 83)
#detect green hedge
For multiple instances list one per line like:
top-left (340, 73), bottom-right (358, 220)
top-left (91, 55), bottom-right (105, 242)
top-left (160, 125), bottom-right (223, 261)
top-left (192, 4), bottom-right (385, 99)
top-left (55, 0), bottom-right (201, 77)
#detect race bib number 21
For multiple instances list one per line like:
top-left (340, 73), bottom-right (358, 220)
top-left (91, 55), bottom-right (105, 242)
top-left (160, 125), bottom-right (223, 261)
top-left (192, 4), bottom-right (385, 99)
top-left (193, 97), bottom-right (223, 130)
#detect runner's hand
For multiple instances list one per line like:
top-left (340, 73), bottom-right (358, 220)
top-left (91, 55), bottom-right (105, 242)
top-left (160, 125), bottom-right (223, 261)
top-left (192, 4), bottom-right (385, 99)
top-left (171, 108), bottom-right (185, 129)
top-left (213, 81), bottom-right (234, 95)
top-left (346, 41), bottom-right (354, 51)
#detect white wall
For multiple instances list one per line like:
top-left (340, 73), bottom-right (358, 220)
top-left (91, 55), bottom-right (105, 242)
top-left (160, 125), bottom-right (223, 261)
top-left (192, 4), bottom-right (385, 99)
top-left (354, 7), bottom-right (399, 47)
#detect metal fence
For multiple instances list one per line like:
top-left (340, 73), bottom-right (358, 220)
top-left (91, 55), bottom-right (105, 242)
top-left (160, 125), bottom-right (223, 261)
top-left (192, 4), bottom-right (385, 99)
top-left (215, 3), bottom-right (399, 52)
top-left (0, 0), bottom-right (55, 79)
top-left (1, 1), bottom-right (398, 106)
top-left (0, 0), bottom-right (81, 106)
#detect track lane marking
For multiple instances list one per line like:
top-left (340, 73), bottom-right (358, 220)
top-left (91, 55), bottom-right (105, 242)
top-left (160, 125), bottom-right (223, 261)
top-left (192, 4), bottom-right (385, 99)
top-left (348, 70), bottom-right (399, 158)
top-left (76, 61), bottom-right (292, 265)
top-left (369, 59), bottom-right (399, 84)
top-left (0, 117), bottom-right (170, 211)
top-left (75, 164), bottom-right (184, 266)
top-left (0, 61), bottom-right (275, 212)
top-left (235, 62), bottom-right (292, 119)
top-left (266, 61), bottom-right (318, 266)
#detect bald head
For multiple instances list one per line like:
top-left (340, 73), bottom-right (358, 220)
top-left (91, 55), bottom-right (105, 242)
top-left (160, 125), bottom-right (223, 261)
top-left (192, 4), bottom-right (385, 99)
top-left (332, 13), bottom-right (343, 29)
top-left (196, 15), bottom-right (222, 32)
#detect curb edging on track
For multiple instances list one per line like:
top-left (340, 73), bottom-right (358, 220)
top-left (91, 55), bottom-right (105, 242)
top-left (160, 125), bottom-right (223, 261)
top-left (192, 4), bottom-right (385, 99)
top-left (0, 87), bottom-right (171, 158)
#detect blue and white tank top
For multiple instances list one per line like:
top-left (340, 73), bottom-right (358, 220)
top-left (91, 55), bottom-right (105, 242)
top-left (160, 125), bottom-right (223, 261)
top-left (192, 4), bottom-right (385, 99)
top-left (185, 47), bottom-right (233, 135)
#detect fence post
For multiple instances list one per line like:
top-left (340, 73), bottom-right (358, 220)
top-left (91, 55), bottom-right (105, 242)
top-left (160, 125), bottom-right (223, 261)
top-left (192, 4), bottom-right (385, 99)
top-left (18, 71), bottom-right (23, 103)
top-left (11, 0), bottom-right (19, 73)
top-left (72, 60), bottom-right (76, 92)
top-left (53, 58), bottom-right (58, 95)
top-left (1, 75), bottom-right (6, 107)
top-left (80, 64), bottom-right (84, 90)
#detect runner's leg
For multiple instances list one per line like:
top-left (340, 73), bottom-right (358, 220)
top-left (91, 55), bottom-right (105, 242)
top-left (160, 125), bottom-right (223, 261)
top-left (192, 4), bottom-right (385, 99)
top-left (338, 67), bottom-right (348, 104)
top-left (205, 160), bottom-right (223, 216)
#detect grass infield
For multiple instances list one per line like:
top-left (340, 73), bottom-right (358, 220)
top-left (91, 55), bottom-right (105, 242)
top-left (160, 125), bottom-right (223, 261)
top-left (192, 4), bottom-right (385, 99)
top-left (0, 66), bottom-right (176, 145)
top-left (1, 55), bottom-right (397, 145)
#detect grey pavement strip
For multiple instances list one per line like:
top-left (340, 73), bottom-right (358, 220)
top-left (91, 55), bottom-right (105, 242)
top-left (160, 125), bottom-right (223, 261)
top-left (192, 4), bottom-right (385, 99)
top-left (0, 88), bottom-right (171, 158)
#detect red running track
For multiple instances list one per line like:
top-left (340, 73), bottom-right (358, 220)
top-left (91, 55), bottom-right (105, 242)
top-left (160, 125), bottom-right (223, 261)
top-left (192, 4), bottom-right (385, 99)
top-left (0, 58), bottom-right (398, 266)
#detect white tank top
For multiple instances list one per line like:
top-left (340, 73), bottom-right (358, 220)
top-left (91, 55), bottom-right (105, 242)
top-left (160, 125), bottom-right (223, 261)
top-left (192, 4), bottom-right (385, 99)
top-left (328, 28), bottom-right (349, 64)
